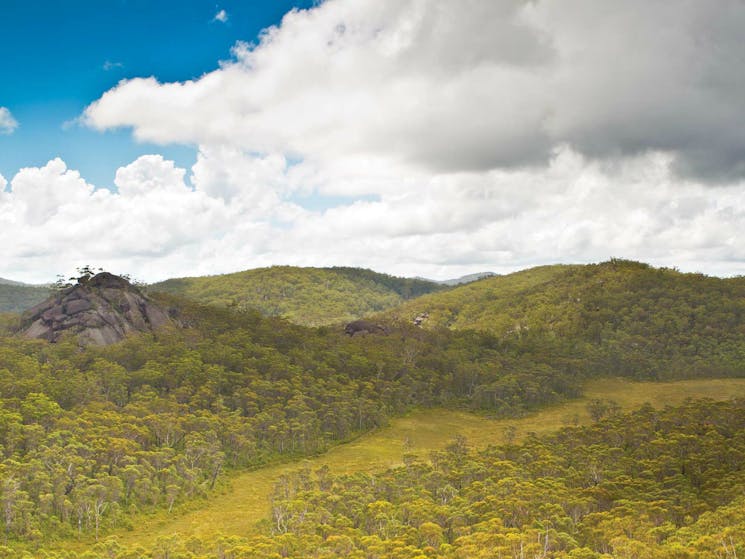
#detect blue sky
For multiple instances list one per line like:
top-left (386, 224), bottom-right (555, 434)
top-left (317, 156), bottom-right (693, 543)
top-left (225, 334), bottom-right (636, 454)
top-left (0, 0), bottom-right (312, 188)
top-left (1, 1), bottom-right (745, 283)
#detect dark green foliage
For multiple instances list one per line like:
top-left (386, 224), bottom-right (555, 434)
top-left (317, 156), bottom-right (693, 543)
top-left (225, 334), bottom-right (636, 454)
top-left (329, 267), bottom-right (442, 299)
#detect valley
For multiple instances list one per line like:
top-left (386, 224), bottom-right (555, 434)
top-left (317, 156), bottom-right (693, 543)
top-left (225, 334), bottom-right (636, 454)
top-left (5, 3), bottom-right (745, 557)
top-left (0, 261), bottom-right (744, 558)
top-left (103, 377), bottom-right (745, 548)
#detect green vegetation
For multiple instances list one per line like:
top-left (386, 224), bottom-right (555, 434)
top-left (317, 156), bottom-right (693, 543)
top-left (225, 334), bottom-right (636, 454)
top-left (0, 283), bottom-right (50, 313)
top-left (14, 397), bottom-right (745, 558)
top-left (391, 259), bottom-right (745, 379)
top-left (149, 266), bottom-right (443, 326)
top-left (253, 398), bottom-right (745, 559)
top-left (1, 260), bottom-right (745, 558)
top-left (102, 377), bottom-right (745, 549)
top-left (0, 294), bottom-right (586, 549)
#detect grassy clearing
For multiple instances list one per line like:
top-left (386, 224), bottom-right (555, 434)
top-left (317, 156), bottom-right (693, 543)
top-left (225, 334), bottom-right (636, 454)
top-left (92, 377), bottom-right (745, 547)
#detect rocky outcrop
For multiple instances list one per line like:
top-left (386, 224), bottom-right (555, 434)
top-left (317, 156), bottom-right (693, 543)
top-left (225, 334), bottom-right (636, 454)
top-left (344, 320), bottom-right (388, 336)
top-left (21, 272), bottom-right (174, 345)
top-left (413, 312), bottom-right (429, 327)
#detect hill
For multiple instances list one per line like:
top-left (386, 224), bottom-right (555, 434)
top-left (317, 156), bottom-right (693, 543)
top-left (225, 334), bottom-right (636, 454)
top-left (0, 281), bottom-right (51, 313)
top-left (0, 277), bottom-right (27, 286)
top-left (399, 263), bottom-right (571, 331)
top-left (21, 272), bottom-right (175, 345)
top-left (103, 377), bottom-right (745, 548)
top-left (3, 260), bottom-right (745, 556)
top-left (0, 290), bottom-right (592, 549)
top-left (390, 259), bottom-right (745, 379)
top-left (149, 266), bottom-right (443, 326)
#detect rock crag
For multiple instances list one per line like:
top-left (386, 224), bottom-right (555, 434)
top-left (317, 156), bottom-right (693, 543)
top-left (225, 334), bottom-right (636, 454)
top-left (21, 272), bottom-right (174, 345)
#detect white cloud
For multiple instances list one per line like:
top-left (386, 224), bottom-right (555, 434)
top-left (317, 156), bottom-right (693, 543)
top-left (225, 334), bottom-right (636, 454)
top-left (0, 156), bottom-right (231, 282)
top-left (213, 9), bottom-right (228, 23)
top-left (5, 0), bottom-right (745, 282)
top-left (84, 0), bottom-right (745, 181)
top-left (0, 107), bottom-right (18, 135)
top-left (2, 150), bottom-right (745, 284)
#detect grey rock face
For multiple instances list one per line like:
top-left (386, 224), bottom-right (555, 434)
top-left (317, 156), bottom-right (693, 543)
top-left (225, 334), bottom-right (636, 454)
top-left (20, 272), bottom-right (174, 346)
top-left (344, 320), bottom-right (388, 336)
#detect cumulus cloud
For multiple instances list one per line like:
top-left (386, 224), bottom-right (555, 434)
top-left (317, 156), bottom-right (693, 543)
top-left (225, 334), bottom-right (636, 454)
top-left (5, 0), bottom-right (745, 282)
top-left (2, 150), bottom-right (745, 283)
top-left (213, 9), bottom-right (228, 23)
top-left (0, 156), bottom-right (231, 282)
top-left (0, 107), bottom-right (18, 135)
top-left (271, 148), bottom-right (745, 277)
top-left (84, 0), bottom-right (745, 181)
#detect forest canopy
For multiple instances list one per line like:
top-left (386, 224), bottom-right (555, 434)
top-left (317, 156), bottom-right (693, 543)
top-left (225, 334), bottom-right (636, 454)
top-left (0, 261), bottom-right (744, 557)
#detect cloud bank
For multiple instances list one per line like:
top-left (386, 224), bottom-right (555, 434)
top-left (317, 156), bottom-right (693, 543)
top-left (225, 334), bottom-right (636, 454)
top-left (3, 0), bottom-right (745, 282)
top-left (85, 0), bottom-right (745, 182)
top-left (3, 148), bottom-right (745, 284)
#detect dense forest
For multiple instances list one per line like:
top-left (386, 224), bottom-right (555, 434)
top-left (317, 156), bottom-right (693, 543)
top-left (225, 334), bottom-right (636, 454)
top-left (3, 399), bottom-right (744, 558)
top-left (258, 399), bottom-right (745, 559)
top-left (149, 266), bottom-right (443, 326)
top-left (0, 295), bottom-right (583, 546)
top-left (0, 260), bottom-right (744, 557)
top-left (390, 259), bottom-right (745, 379)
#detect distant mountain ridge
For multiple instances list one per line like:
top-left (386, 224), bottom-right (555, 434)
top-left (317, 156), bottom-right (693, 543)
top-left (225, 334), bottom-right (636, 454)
top-left (149, 265), bottom-right (444, 326)
top-left (0, 279), bottom-right (51, 313)
top-left (0, 277), bottom-right (28, 286)
top-left (436, 271), bottom-right (496, 286)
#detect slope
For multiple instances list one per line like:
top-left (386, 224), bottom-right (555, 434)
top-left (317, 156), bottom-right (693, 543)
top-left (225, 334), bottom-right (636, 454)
top-left (393, 263), bottom-right (573, 332)
top-left (149, 265), bottom-right (443, 326)
top-left (390, 259), bottom-right (745, 379)
top-left (68, 377), bottom-right (745, 550)
top-left (0, 293), bottom-right (593, 548)
top-left (0, 282), bottom-right (51, 313)
top-left (5, 261), bottom-right (745, 554)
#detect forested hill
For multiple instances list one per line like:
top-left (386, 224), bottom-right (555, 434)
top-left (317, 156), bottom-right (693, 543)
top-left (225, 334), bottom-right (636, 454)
top-left (0, 292), bottom-right (585, 547)
top-left (2, 263), bottom-right (745, 553)
top-left (389, 259), bottom-right (745, 379)
top-left (149, 266), bottom-right (443, 326)
top-left (0, 281), bottom-right (51, 313)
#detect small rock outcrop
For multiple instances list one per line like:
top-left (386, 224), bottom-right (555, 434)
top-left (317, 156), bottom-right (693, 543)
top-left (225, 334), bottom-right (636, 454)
top-left (21, 272), bottom-right (174, 345)
top-left (344, 320), bottom-right (388, 336)
top-left (413, 312), bottom-right (429, 327)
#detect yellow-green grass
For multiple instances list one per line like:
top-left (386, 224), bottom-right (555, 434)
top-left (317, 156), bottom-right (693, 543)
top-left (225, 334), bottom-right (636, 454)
top-left (83, 377), bottom-right (745, 549)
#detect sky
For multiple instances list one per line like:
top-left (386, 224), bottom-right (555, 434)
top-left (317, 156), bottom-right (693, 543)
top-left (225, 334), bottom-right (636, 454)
top-left (2, 0), bottom-right (745, 283)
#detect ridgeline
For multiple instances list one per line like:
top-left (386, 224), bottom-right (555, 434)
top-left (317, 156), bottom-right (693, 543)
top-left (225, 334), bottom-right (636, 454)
top-left (389, 259), bottom-right (745, 379)
top-left (149, 266), bottom-right (444, 326)
top-left (0, 280), bottom-right (50, 313)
